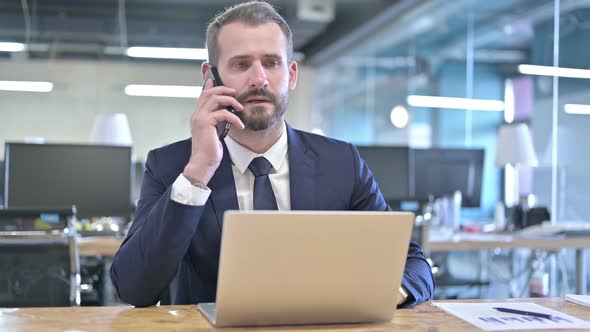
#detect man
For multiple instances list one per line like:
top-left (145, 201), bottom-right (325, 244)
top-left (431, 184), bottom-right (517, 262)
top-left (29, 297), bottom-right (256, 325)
top-left (111, 0), bottom-right (434, 308)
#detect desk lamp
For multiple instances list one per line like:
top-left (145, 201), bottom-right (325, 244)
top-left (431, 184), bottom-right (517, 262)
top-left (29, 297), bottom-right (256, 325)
top-left (89, 113), bottom-right (133, 146)
top-left (495, 123), bottom-right (538, 228)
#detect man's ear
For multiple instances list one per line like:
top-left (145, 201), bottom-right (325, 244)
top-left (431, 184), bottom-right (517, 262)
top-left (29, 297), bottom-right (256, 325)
top-left (201, 62), bottom-right (212, 82)
top-left (288, 60), bottom-right (298, 91)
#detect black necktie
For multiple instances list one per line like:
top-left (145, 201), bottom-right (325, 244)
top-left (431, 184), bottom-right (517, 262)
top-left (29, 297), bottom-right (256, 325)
top-left (248, 157), bottom-right (278, 210)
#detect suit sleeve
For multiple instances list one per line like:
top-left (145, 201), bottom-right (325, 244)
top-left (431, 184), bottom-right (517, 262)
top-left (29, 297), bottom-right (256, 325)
top-left (110, 149), bottom-right (206, 307)
top-left (348, 144), bottom-right (435, 307)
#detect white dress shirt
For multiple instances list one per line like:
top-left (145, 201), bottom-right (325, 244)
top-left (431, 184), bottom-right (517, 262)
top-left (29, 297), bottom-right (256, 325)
top-left (170, 122), bottom-right (290, 210)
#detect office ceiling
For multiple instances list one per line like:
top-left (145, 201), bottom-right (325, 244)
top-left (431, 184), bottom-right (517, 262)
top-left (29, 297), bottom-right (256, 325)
top-left (1, 0), bottom-right (586, 66)
top-left (0, 0), bottom-right (399, 62)
top-left (321, 0), bottom-right (557, 64)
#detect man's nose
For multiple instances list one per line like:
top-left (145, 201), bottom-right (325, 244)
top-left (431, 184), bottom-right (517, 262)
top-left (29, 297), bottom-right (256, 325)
top-left (249, 62), bottom-right (269, 89)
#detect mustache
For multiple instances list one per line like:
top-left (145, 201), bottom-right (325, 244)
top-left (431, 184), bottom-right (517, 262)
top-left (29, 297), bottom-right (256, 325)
top-left (237, 88), bottom-right (277, 105)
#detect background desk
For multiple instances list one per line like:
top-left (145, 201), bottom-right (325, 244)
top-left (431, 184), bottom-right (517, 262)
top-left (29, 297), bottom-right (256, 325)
top-left (428, 233), bottom-right (590, 294)
top-left (1, 298), bottom-right (588, 331)
top-left (77, 234), bottom-right (590, 294)
top-left (78, 234), bottom-right (590, 255)
top-left (77, 237), bottom-right (123, 257)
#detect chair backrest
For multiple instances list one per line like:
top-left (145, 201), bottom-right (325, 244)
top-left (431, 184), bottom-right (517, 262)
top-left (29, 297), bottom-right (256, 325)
top-left (0, 234), bottom-right (80, 307)
top-left (0, 208), bottom-right (80, 307)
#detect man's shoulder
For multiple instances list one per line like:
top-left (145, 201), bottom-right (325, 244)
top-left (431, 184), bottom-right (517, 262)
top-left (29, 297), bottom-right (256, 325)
top-left (144, 138), bottom-right (191, 182)
top-left (146, 138), bottom-right (192, 170)
top-left (149, 138), bottom-right (192, 156)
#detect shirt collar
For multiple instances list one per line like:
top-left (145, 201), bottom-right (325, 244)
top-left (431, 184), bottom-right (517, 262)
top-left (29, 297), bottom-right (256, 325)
top-left (224, 122), bottom-right (288, 175)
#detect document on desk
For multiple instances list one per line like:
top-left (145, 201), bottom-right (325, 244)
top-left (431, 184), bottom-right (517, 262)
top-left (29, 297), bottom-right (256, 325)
top-left (566, 294), bottom-right (590, 308)
top-left (432, 302), bottom-right (590, 331)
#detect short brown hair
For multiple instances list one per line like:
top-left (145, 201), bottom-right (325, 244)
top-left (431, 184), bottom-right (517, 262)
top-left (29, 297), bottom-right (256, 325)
top-left (205, 1), bottom-right (293, 65)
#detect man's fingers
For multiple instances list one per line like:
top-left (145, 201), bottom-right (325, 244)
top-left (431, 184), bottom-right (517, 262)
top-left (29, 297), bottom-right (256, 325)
top-left (201, 95), bottom-right (244, 114)
top-left (209, 109), bottom-right (245, 129)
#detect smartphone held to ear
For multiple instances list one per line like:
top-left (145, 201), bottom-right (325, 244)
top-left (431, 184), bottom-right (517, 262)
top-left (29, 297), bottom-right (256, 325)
top-left (207, 67), bottom-right (237, 139)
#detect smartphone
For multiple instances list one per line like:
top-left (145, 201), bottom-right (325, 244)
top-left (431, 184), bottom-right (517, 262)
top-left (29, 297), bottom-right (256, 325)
top-left (206, 66), bottom-right (237, 139)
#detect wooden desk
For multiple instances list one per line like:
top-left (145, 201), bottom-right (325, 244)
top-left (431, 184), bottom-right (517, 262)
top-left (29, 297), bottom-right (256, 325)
top-left (77, 236), bottom-right (123, 257)
top-left (428, 233), bottom-right (590, 294)
top-left (429, 233), bottom-right (590, 252)
top-left (1, 298), bottom-right (588, 331)
top-left (77, 233), bottom-right (590, 294)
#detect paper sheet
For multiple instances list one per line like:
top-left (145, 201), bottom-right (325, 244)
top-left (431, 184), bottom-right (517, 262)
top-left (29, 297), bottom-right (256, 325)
top-left (566, 294), bottom-right (590, 308)
top-left (432, 302), bottom-right (590, 331)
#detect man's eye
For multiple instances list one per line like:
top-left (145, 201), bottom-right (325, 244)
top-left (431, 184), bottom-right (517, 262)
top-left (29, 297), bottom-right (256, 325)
top-left (234, 62), bottom-right (248, 69)
top-left (265, 60), bottom-right (280, 68)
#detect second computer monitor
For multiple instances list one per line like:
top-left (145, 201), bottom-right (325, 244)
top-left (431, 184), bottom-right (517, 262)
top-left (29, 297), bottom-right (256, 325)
top-left (355, 146), bottom-right (412, 201)
top-left (356, 146), bottom-right (484, 208)
top-left (412, 148), bottom-right (484, 207)
top-left (4, 143), bottom-right (133, 218)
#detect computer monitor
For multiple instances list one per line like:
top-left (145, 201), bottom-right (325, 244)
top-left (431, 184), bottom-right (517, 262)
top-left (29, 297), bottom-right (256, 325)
top-left (412, 148), bottom-right (484, 207)
top-left (4, 143), bottom-right (133, 218)
top-left (0, 160), bottom-right (4, 208)
top-left (355, 146), bottom-right (412, 201)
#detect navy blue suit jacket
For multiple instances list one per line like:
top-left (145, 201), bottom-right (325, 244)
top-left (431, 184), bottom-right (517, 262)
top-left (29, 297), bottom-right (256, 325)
top-left (110, 124), bottom-right (434, 307)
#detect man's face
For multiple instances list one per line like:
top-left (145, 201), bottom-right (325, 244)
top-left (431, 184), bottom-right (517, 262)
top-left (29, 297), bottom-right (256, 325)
top-left (210, 21), bottom-right (297, 131)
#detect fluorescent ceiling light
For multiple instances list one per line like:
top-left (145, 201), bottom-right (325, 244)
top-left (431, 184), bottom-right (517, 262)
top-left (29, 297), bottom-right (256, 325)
top-left (0, 42), bottom-right (25, 52)
top-left (518, 64), bottom-right (590, 79)
top-left (125, 84), bottom-right (202, 98)
top-left (0, 80), bottom-right (53, 92)
top-left (564, 103), bottom-right (590, 115)
top-left (126, 47), bottom-right (208, 60)
top-left (407, 95), bottom-right (504, 111)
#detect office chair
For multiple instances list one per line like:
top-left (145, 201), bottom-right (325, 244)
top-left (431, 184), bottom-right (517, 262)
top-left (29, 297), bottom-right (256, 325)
top-left (0, 208), bottom-right (80, 307)
top-left (0, 234), bottom-right (80, 307)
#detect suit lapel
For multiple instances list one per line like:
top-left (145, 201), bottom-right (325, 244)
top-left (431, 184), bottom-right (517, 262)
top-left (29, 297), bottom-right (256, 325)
top-left (207, 140), bottom-right (239, 230)
top-left (287, 125), bottom-right (317, 210)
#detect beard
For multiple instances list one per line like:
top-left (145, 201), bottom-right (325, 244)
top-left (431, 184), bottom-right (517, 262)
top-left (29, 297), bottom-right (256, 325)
top-left (236, 87), bottom-right (288, 131)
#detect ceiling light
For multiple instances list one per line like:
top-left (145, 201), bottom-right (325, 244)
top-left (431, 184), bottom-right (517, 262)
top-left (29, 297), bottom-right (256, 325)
top-left (0, 80), bottom-right (53, 92)
top-left (564, 104), bottom-right (590, 115)
top-left (126, 47), bottom-right (208, 60)
top-left (518, 64), bottom-right (590, 79)
top-left (124, 84), bottom-right (202, 98)
top-left (0, 42), bottom-right (25, 52)
top-left (407, 95), bottom-right (504, 111)
top-left (390, 105), bottom-right (409, 128)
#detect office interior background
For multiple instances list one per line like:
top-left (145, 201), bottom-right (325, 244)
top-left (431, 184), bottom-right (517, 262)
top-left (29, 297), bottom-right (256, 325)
top-left (0, 0), bottom-right (588, 306)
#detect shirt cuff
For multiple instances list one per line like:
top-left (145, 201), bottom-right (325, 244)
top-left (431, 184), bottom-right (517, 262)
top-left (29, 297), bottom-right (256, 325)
top-left (170, 173), bottom-right (211, 206)
top-left (397, 286), bottom-right (409, 306)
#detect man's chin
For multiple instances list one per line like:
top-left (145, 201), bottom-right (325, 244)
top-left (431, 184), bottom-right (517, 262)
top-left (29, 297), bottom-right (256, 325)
top-left (242, 117), bottom-right (275, 131)
top-left (244, 104), bottom-right (273, 114)
top-left (240, 108), bottom-right (272, 129)
top-left (239, 101), bottom-right (286, 131)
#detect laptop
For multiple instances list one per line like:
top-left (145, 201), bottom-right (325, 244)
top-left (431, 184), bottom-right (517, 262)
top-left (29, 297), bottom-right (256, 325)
top-left (197, 210), bottom-right (414, 327)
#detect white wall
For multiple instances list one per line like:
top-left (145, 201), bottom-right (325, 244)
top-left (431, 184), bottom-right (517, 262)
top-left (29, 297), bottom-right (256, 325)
top-left (0, 59), bottom-right (314, 162)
